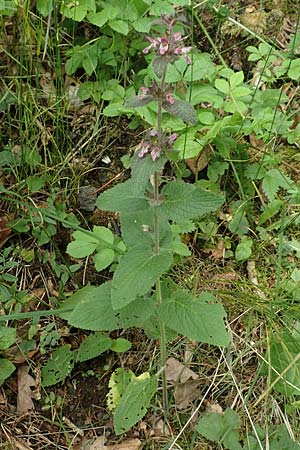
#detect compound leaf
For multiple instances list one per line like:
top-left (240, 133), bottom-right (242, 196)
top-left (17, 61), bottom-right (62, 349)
top-left (159, 290), bottom-right (229, 346)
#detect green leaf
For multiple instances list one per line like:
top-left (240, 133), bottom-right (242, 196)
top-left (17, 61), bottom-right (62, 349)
top-left (288, 59), bottom-right (300, 81)
top-left (36, 0), bottom-right (53, 15)
top-left (116, 296), bottom-right (156, 328)
top-left (163, 99), bottom-right (197, 124)
top-left (42, 345), bottom-right (75, 387)
top-left (152, 55), bottom-right (170, 78)
top-left (120, 209), bottom-right (172, 248)
top-left (67, 282), bottom-right (119, 331)
top-left (125, 95), bottom-right (154, 108)
top-left (158, 181), bottom-right (224, 222)
top-left (262, 169), bottom-right (293, 202)
top-left (107, 368), bottom-right (135, 412)
top-left (87, 7), bottom-right (118, 27)
top-left (196, 408), bottom-right (242, 450)
top-left (111, 338), bottom-right (131, 353)
top-left (67, 231), bottom-right (98, 258)
top-left (111, 245), bottom-right (173, 309)
top-left (230, 71), bottom-right (244, 89)
top-left (96, 180), bottom-right (149, 214)
top-left (0, 326), bottom-right (16, 350)
top-left (113, 373), bottom-right (157, 435)
top-left (94, 248), bottom-right (115, 271)
top-left (159, 290), bottom-right (229, 346)
top-left (59, 284), bottom-right (96, 320)
top-left (109, 20), bottom-right (129, 35)
top-left (235, 237), bottom-right (252, 261)
top-left (215, 78), bottom-right (230, 95)
top-left (263, 331), bottom-right (300, 397)
top-left (130, 152), bottom-right (167, 196)
top-left (0, 358), bottom-right (15, 385)
top-left (259, 199), bottom-right (283, 225)
top-left (77, 332), bottom-right (112, 362)
top-left (26, 175), bottom-right (46, 193)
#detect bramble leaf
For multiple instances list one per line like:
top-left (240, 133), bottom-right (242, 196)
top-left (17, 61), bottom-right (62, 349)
top-left (159, 290), bottom-right (229, 346)
top-left (262, 168), bottom-right (294, 202)
top-left (111, 245), bottom-right (173, 309)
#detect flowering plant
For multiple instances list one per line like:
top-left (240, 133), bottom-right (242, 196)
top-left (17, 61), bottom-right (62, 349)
top-left (66, 13), bottom-right (228, 435)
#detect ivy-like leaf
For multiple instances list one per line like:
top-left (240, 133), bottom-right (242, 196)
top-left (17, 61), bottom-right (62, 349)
top-left (113, 373), bottom-right (157, 435)
top-left (111, 245), bottom-right (173, 309)
top-left (124, 95), bottom-right (154, 108)
top-left (159, 290), bottom-right (229, 346)
top-left (162, 99), bottom-right (197, 124)
top-left (96, 179), bottom-right (149, 213)
top-left (158, 181), bottom-right (224, 222)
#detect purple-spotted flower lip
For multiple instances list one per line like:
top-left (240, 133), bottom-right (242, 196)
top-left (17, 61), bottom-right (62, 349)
top-left (137, 130), bottom-right (178, 162)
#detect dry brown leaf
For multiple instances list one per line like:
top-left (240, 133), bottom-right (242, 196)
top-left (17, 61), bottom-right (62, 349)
top-left (106, 438), bottom-right (142, 450)
top-left (211, 239), bottom-right (225, 260)
top-left (165, 357), bottom-right (198, 384)
top-left (184, 145), bottom-right (212, 175)
top-left (205, 401), bottom-right (223, 414)
top-left (11, 438), bottom-right (32, 450)
top-left (17, 365), bottom-right (36, 415)
top-left (174, 379), bottom-right (202, 409)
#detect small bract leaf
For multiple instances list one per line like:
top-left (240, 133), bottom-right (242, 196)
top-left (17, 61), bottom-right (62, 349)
top-left (152, 55), bottom-right (170, 78)
top-left (124, 95), bottom-right (154, 108)
top-left (163, 99), bottom-right (197, 124)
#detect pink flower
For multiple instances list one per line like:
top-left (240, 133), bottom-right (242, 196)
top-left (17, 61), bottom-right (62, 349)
top-left (168, 133), bottom-right (177, 144)
top-left (151, 146), bottom-right (161, 161)
top-left (138, 86), bottom-right (150, 99)
top-left (138, 140), bottom-right (150, 158)
top-left (150, 129), bottom-right (158, 137)
top-left (165, 92), bottom-right (175, 105)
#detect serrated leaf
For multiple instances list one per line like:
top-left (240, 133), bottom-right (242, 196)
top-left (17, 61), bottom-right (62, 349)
top-left (124, 95), bottom-right (154, 108)
top-left (77, 332), bottom-right (112, 362)
top-left (196, 408), bottom-right (242, 450)
top-left (94, 248), bottom-right (115, 271)
top-left (42, 345), bottom-right (75, 387)
top-left (59, 284), bottom-right (96, 320)
top-left (111, 245), bottom-right (173, 309)
top-left (159, 290), bottom-right (229, 346)
top-left (96, 179), bottom-right (149, 213)
top-left (107, 368), bottom-right (135, 412)
top-left (114, 373), bottom-right (157, 435)
top-left (116, 296), bottom-right (156, 328)
top-left (158, 181), bottom-right (224, 222)
top-left (152, 55), bottom-right (170, 78)
top-left (67, 282), bottom-right (119, 331)
top-left (130, 152), bottom-right (167, 195)
top-left (262, 168), bottom-right (293, 202)
top-left (120, 209), bottom-right (172, 248)
top-left (0, 326), bottom-right (16, 350)
top-left (163, 99), bottom-right (197, 124)
top-left (0, 358), bottom-right (15, 385)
